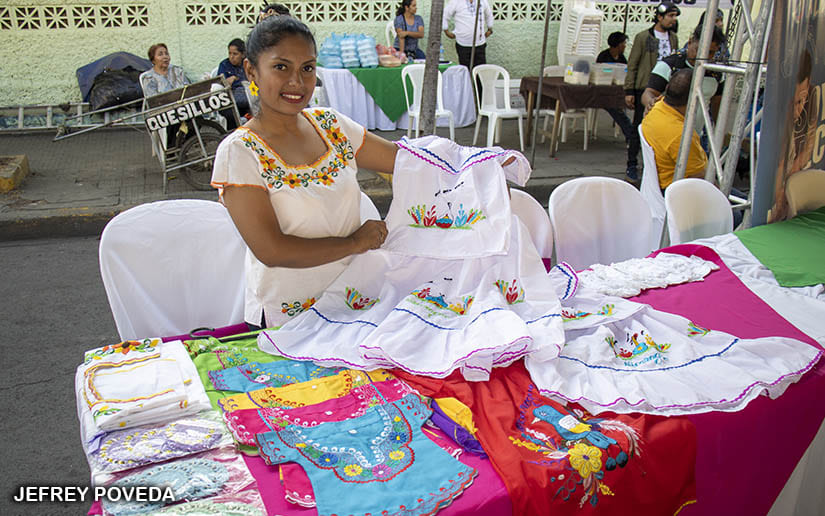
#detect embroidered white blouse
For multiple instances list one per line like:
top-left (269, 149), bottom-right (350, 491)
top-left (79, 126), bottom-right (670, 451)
top-left (211, 108), bottom-right (367, 327)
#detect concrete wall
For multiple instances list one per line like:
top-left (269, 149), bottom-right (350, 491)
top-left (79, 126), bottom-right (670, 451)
top-left (0, 1), bottom-right (707, 106)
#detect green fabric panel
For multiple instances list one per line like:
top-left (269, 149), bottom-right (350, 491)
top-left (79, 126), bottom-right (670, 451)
top-left (348, 63), bottom-right (452, 122)
top-left (184, 333), bottom-right (287, 410)
top-left (734, 206), bottom-right (825, 287)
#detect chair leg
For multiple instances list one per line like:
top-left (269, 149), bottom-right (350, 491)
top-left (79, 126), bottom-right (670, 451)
top-left (541, 114), bottom-right (550, 143)
top-left (415, 116), bottom-right (420, 138)
top-left (561, 116), bottom-right (568, 143)
top-left (517, 115), bottom-right (524, 152)
top-left (583, 113), bottom-right (589, 151)
top-left (495, 118), bottom-right (502, 144)
top-left (486, 114), bottom-right (497, 147)
top-left (473, 116), bottom-right (482, 146)
top-left (449, 114), bottom-right (455, 141)
top-left (407, 115), bottom-right (413, 138)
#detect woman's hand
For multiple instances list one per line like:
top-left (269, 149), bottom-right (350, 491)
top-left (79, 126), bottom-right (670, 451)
top-left (625, 95), bottom-right (635, 110)
top-left (349, 220), bottom-right (388, 253)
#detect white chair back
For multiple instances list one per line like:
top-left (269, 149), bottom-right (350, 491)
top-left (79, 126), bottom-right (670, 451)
top-left (99, 200), bottom-right (247, 340)
top-left (548, 176), bottom-right (655, 270)
top-left (639, 124), bottom-right (666, 248)
top-left (401, 64), bottom-right (454, 139)
top-left (510, 189), bottom-right (554, 258)
top-left (360, 191), bottom-right (381, 222)
top-left (474, 64), bottom-right (511, 112)
top-left (785, 168), bottom-right (825, 218)
top-left (664, 178), bottom-right (733, 245)
top-left (386, 19), bottom-right (396, 48)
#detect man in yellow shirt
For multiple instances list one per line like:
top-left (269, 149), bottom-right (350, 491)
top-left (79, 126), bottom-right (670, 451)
top-left (640, 68), bottom-right (707, 190)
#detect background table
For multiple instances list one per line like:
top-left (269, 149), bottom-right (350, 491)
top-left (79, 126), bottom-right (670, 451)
top-left (519, 76), bottom-right (625, 156)
top-left (318, 65), bottom-right (476, 132)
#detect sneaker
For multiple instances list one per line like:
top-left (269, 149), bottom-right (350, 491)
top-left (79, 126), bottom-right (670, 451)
top-left (625, 165), bottom-right (639, 181)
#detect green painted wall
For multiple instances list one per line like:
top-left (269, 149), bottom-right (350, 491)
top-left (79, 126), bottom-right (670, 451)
top-left (0, 1), bottom-right (707, 106)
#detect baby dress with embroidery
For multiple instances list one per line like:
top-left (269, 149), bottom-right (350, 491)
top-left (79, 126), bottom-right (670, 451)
top-left (255, 393), bottom-right (477, 516)
top-left (208, 360), bottom-right (344, 392)
top-left (77, 339), bottom-right (210, 448)
top-left (211, 108), bottom-right (367, 328)
top-left (383, 135), bottom-right (530, 259)
top-left (216, 369), bottom-right (394, 412)
top-left (86, 410), bottom-right (233, 485)
top-left (258, 216), bottom-right (566, 381)
top-left (525, 291), bottom-right (824, 416)
top-left (101, 447), bottom-right (257, 516)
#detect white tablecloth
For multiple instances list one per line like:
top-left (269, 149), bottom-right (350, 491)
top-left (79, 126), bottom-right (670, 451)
top-left (317, 65), bottom-right (476, 131)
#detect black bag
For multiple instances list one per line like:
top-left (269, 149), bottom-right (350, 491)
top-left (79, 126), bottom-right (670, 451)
top-left (88, 66), bottom-right (144, 111)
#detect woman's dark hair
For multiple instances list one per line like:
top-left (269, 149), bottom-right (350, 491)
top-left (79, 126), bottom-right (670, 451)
top-left (691, 24), bottom-right (726, 46)
top-left (228, 38), bottom-right (245, 53)
top-left (246, 15), bottom-right (316, 66)
top-left (798, 49), bottom-right (812, 84)
top-left (260, 3), bottom-right (290, 16)
top-left (147, 43), bottom-right (168, 63)
top-left (697, 9), bottom-right (724, 27)
top-left (396, 0), bottom-right (413, 17)
top-left (607, 31), bottom-right (627, 48)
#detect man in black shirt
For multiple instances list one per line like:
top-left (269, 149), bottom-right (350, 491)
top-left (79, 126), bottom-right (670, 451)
top-left (596, 32), bottom-right (638, 183)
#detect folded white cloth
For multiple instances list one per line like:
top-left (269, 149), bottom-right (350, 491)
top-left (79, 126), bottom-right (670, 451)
top-left (76, 339), bottom-right (211, 450)
top-left (577, 252), bottom-right (719, 297)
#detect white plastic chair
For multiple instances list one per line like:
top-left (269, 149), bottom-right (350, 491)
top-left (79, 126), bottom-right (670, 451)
top-left (639, 124), bottom-right (667, 248)
top-left (510, 189), bottom-right (554, 259)
top-left (539, 67), bottom-right (589, 151)
top-left (547, 176), bottom-right (655, 270)
top-left (386, 19), bottom-right (396, 47)
top-left (360, 191), bottom-right (381, 222)
top-left (664, 178), bottom-right (733, 245)
top-left (401, 64), bottom-right (455, 140)
top-left (99, 200), bottom-right (248, 340)
top-left (472, 64), bottom-right (525, 151)
top-left (785, 169), bottom-right (825, 218)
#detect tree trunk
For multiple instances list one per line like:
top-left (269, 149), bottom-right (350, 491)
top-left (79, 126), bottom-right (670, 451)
top-left (419, 0), bottom-right (445, 136)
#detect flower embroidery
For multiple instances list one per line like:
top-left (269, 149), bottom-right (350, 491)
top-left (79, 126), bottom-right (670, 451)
top-left (389, 450), bottom-right (405, 460)
top-left (561, 304), bottom-right (614, 322)
top-left (343, 464), bottom-right (363, 476)
top-left (319, 453), bottom-right (338, 466)
top-left (568, 442), bottom-right (602, 478)
top-left (372, 464), bottom-right (392, 478)
top-left (407, 204), bottom-right (485, 229)
top-left (408, 286), bottom-right (474, 317)
top-left (282, 298), bottom-right (316, 317)
top-left (687, 321), bottom-right (711, 337)
top-left (345, 287), bottom-right (379, 311)
top-left (240, 110), bottom-right (353, 191)
top-left (495, 279), bottom-right (525, 305)
top-left (84, 338), bottom-right (160, 364)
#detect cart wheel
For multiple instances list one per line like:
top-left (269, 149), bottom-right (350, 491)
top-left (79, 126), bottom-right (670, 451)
top-left (178, 121), bottom-right (226, 190)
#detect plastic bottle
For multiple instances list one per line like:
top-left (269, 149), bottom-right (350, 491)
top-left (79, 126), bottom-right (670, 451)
top-left (439, 44), bottom-right (445, 63)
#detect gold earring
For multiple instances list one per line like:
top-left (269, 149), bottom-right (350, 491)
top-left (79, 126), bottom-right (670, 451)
top-left (249, 81), bottom-right (259, 96)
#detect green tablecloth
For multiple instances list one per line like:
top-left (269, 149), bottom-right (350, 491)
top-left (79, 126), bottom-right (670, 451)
top-left (735, 206), bottom-right (825, 287)
top-left (347, 63), bottom-right (452, 122)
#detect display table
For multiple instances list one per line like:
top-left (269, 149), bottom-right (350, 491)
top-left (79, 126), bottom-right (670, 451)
top-left (318, 65), bottom-right (476, 131)
top-left (519, 76), bottom-right (625, 156)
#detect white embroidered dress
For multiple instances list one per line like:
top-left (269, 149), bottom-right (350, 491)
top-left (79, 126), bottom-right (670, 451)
top-left (211, 108), bottom-right (367, 327)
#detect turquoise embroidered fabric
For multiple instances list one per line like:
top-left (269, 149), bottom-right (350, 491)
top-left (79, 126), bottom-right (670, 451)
top-left (256, 393), bottom-right (477, 516)
top-left (208, 360), bottom-right (344, 392)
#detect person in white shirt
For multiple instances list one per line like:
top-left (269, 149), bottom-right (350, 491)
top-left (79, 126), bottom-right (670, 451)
top-left (442, 0), bottom-right (494, 71)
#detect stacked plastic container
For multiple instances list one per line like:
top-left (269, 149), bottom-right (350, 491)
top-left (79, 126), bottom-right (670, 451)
top-left (357, 35), bottom-right (379, 68)
top-left (318, 33), bottom-right (343, 69)
top-left (340, 35), bottom-right (360, 68)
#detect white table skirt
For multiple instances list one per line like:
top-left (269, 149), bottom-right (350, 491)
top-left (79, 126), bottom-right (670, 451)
top-left (317, 65), bottom-right (477, 132)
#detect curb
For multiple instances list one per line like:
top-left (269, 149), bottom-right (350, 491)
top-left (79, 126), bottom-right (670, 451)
top-left (0, 210), bottom-right (118, 241)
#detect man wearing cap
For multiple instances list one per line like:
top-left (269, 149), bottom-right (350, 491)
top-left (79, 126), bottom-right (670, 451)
top-left (623, 1), bottom-right (680, 181)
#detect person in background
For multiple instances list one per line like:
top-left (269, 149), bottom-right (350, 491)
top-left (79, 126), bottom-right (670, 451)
top-left (442, 0), bottom-right (494, 72)
top-left (640, 69), bottom-right (707, 191)
top-left (624, 1), bottom-right (680, 181)
top-left (218, 38), bottom-right (251, 129)
top-left (641, 24), bottom-right (726, 118)
top-left (394, 0), bottom-right (426, 60)
top-left (596, 32), bottom-right (638, 184)
top-left (694, 9), bottom-right (730, 64)
top-left (139, 43), bottom-right (190, 97)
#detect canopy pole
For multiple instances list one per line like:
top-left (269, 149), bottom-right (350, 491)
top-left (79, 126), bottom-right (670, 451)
top-left (530, 0), bottom-right (554, 167)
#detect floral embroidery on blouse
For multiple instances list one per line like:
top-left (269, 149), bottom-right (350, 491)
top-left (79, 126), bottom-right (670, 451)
top-left (345, 287), bottom-right (379, 310)
top-left (239, 110), bottom-right (354, 190)
top-left (282, 298), bottom-right (316, 317)
top-left (407, 203), bottom-right (486, 229)
top-left (606, 330), bottom-right (671, 366)
top-left (495, 279), bottom-right (525, 305)
top-left (407, 287), bottom-right (474, 316)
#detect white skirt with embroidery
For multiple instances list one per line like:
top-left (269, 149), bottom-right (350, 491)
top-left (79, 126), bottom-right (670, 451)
top-left (258, 217), bottom-right (565, 381)
top-left (525, 292), bottom-right (823, 416)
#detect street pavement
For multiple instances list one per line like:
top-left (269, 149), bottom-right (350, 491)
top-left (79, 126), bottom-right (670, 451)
top-left (0, 117), bottom-right (632, 241)
top-left (0, 117), bottom-right (630, 515)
